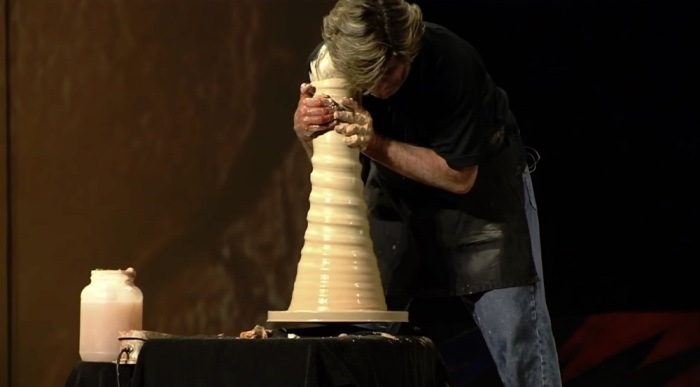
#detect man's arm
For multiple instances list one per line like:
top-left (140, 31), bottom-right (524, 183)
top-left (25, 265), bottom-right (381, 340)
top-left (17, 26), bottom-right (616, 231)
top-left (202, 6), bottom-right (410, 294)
top-left (363, 133), bottom-right (478, 195)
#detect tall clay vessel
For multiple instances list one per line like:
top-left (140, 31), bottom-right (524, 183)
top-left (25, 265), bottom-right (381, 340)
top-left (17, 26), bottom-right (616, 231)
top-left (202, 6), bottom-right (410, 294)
top-left (268, 78), bottom-right (407, 323)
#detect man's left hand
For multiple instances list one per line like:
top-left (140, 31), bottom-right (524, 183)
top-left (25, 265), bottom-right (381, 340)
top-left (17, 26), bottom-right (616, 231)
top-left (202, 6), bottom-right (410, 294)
top-left (333, 98), bottom-right (374, 151)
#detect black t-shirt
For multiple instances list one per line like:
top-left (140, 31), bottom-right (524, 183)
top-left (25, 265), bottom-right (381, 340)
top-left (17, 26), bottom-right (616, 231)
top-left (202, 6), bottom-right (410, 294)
top-left (304, 23), bottom-right (537, 296)
top-left (363, 22), bottom-right (514, 169)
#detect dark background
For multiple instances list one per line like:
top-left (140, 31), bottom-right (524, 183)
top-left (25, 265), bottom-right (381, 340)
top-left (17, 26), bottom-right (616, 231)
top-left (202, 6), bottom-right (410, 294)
top-left (416, 0), bottom-right (699, 313)
top-left (412, 1), bottom-right (700, 385)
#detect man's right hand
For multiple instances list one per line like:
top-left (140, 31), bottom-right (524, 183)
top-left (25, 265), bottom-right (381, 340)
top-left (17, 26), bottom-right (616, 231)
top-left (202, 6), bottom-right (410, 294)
top-left (293, 83), bottom-right (337, 141)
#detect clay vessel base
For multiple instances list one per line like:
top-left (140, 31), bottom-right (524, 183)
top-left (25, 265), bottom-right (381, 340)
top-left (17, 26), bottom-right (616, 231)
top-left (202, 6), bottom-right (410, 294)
top-left (268, 310), bottom-right (408, 323)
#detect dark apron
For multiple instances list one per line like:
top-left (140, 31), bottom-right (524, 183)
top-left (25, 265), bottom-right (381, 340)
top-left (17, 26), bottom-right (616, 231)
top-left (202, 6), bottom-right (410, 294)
top-left (364, 131), bottom-right (538, 297)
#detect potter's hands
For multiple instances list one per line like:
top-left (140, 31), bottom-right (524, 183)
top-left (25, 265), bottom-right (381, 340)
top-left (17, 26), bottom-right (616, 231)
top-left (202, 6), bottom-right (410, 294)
top-left (334, 98), bottom-right (374, 151)
top-left (293, 83), bottom-right (337, 140)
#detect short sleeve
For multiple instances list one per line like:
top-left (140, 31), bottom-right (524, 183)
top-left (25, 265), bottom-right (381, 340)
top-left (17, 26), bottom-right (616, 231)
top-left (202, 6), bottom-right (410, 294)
top-left (428, 44), bottom-right (510, 169)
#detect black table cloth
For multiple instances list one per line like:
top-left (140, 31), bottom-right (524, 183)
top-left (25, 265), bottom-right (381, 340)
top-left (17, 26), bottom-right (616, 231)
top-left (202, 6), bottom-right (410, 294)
top-left (65, 361), bottom-right (134, 387)
top-left (66, 334), bottom-right (450, 387)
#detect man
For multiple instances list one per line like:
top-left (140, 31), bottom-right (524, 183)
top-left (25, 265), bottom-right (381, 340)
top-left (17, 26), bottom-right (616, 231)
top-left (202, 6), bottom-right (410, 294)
top-left (292, 0), bottom-right (563, 386)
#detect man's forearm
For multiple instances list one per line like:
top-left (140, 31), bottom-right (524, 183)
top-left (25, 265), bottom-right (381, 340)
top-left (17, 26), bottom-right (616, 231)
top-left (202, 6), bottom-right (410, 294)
top-left (362, 134), bottom-right (477, 194)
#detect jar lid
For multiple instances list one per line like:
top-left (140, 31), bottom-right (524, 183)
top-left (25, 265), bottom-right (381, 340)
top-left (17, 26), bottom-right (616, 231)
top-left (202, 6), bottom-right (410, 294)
top-left (91, 267), bottom-right (136, 278)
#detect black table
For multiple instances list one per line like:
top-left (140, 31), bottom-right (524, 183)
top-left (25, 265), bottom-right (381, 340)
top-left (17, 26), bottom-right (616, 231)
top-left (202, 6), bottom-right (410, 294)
top-left (65, 361), bottom-right (133, 387)
top-left (66, 334), bottom-right (450, 387)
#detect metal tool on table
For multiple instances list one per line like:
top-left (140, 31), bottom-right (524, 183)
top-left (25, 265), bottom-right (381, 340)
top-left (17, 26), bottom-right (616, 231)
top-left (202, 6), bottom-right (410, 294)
top-left (117, 330), bottom-right (179, 365)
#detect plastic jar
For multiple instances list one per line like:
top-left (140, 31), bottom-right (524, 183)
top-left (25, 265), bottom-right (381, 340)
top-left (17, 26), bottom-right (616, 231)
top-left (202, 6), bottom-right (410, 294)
top-left (79, 267), bottom-right (143, 362)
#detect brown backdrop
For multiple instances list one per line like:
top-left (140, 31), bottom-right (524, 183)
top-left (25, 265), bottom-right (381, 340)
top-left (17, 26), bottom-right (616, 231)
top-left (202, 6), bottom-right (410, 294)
top-left (2, 0), bottom-right (9, 385)
top-left (3, 1), bottom-right (335, 386)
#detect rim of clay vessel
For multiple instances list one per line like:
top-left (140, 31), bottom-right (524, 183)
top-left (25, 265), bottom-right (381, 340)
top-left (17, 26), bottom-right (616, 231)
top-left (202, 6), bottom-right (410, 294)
top-left (311, 77), bottom-right (351, 90)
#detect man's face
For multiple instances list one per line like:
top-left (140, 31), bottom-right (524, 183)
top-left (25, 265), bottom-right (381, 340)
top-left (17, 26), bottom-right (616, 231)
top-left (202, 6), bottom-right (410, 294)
top-left (365, 57), bottom-right (411, 99)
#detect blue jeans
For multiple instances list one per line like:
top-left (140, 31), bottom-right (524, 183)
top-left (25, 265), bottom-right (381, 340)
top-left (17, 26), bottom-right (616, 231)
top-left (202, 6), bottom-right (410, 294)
top-left (461, 170), bottom-right (562, 386)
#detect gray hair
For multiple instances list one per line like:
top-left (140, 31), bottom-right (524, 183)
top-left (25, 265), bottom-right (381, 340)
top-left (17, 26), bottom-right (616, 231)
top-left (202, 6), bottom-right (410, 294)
top-left (321, 0), bottom-right (424, 91)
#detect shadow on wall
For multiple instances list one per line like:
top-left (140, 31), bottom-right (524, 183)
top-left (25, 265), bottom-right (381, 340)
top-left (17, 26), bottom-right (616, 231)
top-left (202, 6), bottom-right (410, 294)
top-left (10, 1), bottom-right (334, 387)
top-left (117, 0), bottom-right (332, 339)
